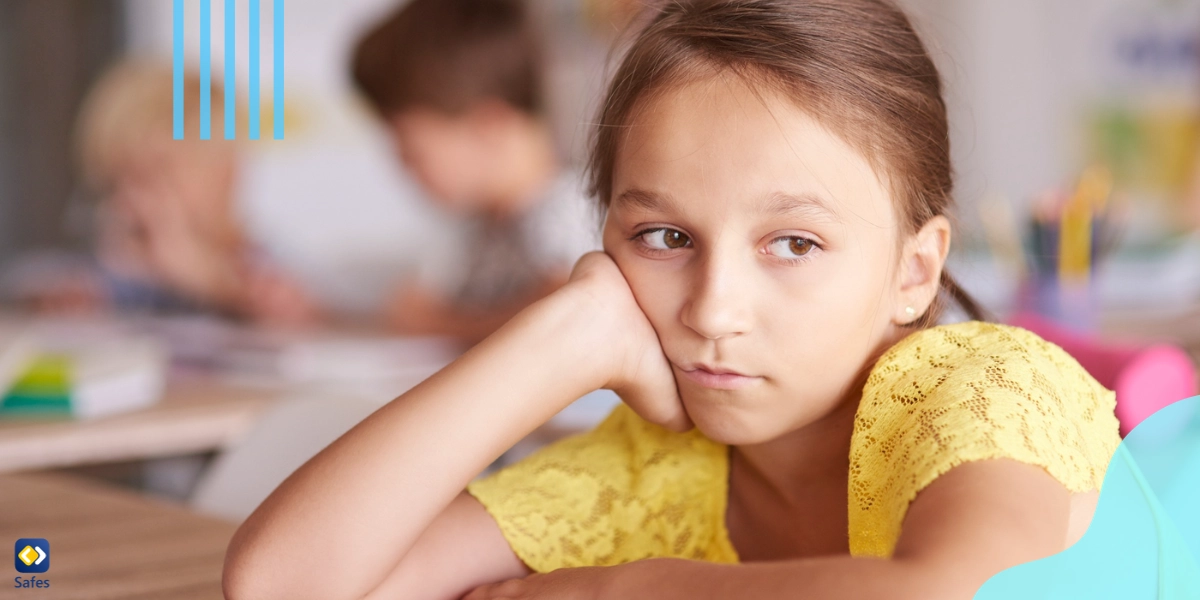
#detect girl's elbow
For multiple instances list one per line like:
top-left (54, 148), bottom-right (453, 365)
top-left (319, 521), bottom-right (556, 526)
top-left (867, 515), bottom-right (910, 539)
top-left (222, 555), bottom-right (266, 600)
top-left (223, 557), bottom-right (363, 600)
top-left (222, 531), bottom-right (278, 600)
top-left (221, 562), bottom-right (261, 600)
top-left (222, 526), bottom-right (353, 600)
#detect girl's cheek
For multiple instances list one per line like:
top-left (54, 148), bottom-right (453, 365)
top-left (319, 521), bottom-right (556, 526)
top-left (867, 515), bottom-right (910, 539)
top-left (627, 271), bottom-right (679, 325)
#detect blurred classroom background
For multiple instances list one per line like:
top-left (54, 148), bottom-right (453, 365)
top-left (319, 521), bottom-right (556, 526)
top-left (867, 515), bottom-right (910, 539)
top-left (1, 1), bottom-right (1199, 598)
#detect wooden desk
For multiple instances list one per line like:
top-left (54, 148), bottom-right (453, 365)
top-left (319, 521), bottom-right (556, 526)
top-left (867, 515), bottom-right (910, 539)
top-left (0, 472), bottom-right (235, 600)
top-left (0, 379), bottom-right (279, 472)
top-left (0, 313), bottom-right (459, 474)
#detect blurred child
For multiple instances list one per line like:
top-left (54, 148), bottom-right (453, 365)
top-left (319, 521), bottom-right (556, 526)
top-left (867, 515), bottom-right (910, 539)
top-left (12, 61), bottom-right (321, 325)
top-left (351, 0), bottom-right (599, 343)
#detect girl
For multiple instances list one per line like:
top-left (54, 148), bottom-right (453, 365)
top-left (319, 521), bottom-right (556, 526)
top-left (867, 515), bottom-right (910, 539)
top-left (223, 1), bottom-right (1121, 599)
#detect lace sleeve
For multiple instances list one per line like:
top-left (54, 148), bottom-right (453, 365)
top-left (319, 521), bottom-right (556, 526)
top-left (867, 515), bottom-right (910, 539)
top-left (848, 322), bottom-right (1121, 557)
top-left (467, 404), bottom-right (736, 572)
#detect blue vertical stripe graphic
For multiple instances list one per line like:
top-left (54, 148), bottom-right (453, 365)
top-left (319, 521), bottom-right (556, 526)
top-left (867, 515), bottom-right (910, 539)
top-left (273, 0), bottom-right (284, 139)
top-left (172, 0), bottom-right (283, 142)
top-left (224, 0), bottom-right (236, 139)
top-left (200, 0), bottom-right (211, 140)
top-left (173, 0), bottom-right (184, 139)
top-left (249, 0), bottom-right (260, 140)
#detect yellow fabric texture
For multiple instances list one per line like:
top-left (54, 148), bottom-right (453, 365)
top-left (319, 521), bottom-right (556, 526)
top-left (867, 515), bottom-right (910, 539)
top-left (467, 321), bottom-right (1121, 571)
top-left (848, 321), bottom-right (1120, 557)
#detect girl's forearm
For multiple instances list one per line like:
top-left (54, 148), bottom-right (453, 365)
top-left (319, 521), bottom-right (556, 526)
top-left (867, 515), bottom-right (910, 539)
top-left (610, 556), bottom-right (978, 600)
top-left (225, 288), bottom-right (609, 600)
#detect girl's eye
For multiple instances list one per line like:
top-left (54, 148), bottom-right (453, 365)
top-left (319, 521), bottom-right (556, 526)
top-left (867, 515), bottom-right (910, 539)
top-left (766, 236), bottom-right (819, 260)
top-left (636, 228), bottom-right (691, 250)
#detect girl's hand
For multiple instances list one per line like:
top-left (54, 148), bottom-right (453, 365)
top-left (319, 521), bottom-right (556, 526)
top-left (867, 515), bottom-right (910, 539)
top-left (461, 566), bottom-right (614, 600)
top-left (563, 252), bottom-right (691, 432)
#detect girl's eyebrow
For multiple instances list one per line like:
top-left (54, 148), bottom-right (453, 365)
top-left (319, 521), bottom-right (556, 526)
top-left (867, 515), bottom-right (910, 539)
top-left (613, 188), bottom-right (680, 214)
top-left (762, 192), bottom-right (844, 224)
top-left (614, 188), bottom-right (844, 225)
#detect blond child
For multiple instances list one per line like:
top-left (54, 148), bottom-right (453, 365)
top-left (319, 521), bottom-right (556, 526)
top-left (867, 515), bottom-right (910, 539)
top-left (25, 60), bottom-right (320, 324)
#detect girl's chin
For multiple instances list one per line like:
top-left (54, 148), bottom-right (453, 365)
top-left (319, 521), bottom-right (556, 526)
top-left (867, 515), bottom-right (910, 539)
top-left (682, 401), bottom-right (781, 446)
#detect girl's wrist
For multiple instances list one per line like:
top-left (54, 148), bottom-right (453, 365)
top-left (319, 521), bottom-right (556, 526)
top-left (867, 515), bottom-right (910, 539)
top-left (482, 279), bottom-right (619, 408)
top-left (513, 282), bottom-right (619, 396)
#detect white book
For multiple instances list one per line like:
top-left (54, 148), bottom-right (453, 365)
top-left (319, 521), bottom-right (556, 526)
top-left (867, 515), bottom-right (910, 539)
top-left (0, 319), bottom-right (167, 420)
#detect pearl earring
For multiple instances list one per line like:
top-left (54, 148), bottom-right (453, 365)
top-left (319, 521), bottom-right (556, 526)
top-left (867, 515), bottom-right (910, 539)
top-left (905, 306), bottom-right (916, 319)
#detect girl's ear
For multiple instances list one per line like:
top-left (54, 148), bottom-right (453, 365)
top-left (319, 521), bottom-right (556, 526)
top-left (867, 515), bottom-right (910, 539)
top-left (895, 215), bottom-right (951, 325)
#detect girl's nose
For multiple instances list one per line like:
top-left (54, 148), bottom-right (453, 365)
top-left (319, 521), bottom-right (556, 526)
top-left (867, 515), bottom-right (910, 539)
top-left (679, 251), bottom-right (754, 340)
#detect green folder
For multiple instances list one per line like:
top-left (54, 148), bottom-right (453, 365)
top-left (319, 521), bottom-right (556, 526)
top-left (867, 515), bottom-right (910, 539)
top-left (0, 354), bottom-right (73, 415)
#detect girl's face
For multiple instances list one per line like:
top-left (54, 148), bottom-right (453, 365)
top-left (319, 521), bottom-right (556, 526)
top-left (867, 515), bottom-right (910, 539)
top-left (604, 75), bottom-right (921, 445)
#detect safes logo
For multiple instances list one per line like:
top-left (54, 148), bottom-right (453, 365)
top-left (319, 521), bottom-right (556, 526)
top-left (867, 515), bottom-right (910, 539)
top-left (13, 539), bottom-right (48, 574)
top-left (13, 538), bottom-right (50, 591)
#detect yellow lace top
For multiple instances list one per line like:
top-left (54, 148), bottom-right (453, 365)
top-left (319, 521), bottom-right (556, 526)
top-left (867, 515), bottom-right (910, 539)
top-left (467, 321), bottom-right (1121, 570)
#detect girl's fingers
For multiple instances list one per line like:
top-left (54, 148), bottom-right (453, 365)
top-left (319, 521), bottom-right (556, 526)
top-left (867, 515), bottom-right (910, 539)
top-left (563, 251), bottom-right (692, 432)
top-left (566, 251), bottom-right (612, 284)
top-left (618, 352), bottom-right (692, 433)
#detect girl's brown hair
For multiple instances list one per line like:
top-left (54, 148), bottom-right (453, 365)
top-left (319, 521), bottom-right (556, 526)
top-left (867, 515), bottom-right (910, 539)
top-left (587, 0), bottom-right (986, 326)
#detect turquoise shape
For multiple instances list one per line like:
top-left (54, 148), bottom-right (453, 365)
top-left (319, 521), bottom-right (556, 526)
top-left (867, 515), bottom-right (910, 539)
top-left (975, 396), bottom-right (1200, 599)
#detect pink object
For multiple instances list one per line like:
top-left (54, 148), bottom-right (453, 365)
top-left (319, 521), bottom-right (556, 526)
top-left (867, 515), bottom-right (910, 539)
top-left (1008, 312), bottom-right (1198, 436)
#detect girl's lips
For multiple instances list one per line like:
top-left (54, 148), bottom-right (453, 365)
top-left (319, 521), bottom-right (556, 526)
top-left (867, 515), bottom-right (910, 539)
top-left (677, 365), bottom-right (761, 390)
